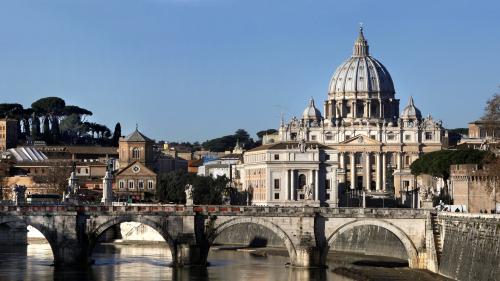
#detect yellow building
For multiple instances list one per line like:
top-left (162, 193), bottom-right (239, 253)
top-left (0, 118), bottom-right (18, 151)
top-left (115, 129), bottom-right (157, 201)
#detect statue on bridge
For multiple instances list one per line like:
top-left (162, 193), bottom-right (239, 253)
top-left (63, 162), bottom-right (81, 204)
top-left (12, 185), bottom-right (27, 205)
top-left (185, 184), bottom-right (194, 206)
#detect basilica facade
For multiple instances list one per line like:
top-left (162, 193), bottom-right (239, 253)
top-left (241, 28), bottom-right (447, 206)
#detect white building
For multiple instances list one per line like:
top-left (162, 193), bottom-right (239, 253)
top-left (240, 28), bottom-right (447, 206)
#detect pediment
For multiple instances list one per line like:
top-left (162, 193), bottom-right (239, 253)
top-left (116, 161), bottom-right (156, 177)
top-left (340, 135), bottom-right (381, 145)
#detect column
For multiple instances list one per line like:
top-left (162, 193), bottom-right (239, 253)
top-left (379, 99), bottom-right (383, 119)
top-left (291, 170), bottom-right (295, 201)
top-left (350, 152), bottom-right (356, 190)
top-left (309, 170), bottom-right (314, 190)
top-left (367, 100), bottom-right (371, 118)
top-left (323, 101), bottom-right (328, 119)
top-left (352, 100), bottom-right (357, 118)
top-left (285, 170), bottom-right (290, 201)
top-left (397, 153), bottom-right (402, 170)
top-left (365, 152), bottom-right (371, 191)
top-left (332, 171), bottom-right (338, 207)
top-left (339, 152), bottom-right (345, 170)
top-left (314, 169), bottom-right (319, 201)
top-left (331, 100), bottom-right (336, 119)
top-left (376, 153), bottom-right (381, 191)
top-left (382, 153), bottom-right (387, 191)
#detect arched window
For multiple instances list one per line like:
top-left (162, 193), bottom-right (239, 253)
top-left (298, 174), bottom-right (306, 189)
top-left (132, 148), bottom-right (140, 159)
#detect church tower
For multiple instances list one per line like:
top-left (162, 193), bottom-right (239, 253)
top-left (118, 127), bottom-right (154, 168)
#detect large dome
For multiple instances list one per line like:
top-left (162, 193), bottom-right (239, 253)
top-left (328, 28), bottom-right (395, 96)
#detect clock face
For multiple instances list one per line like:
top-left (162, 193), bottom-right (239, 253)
top-left (132, 165), bottom-right (140, 173)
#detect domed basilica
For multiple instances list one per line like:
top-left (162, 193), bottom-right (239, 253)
top-left (240, 28), bottom-right (447, 206)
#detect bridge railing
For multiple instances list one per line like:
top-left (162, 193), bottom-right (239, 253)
top-left (0, 204), bottom-right (432, 217)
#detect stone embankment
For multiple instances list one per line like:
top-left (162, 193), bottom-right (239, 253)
top-left (437, 213), bottom-right (500, 281)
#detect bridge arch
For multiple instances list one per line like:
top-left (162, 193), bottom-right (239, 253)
top-left (0, 216), bottom-right (57, 261)
top-left (327, 219), bottom-right (419, 268)
top-left (89, 215), bottom-right (176, 259)
top-left (208, 217), bottom-right (297, 261)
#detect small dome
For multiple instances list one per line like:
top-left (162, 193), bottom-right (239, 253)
top-left (401, 96), bottom-right (422, 120)
top-left (328, 27), bottom-right (395, 96)
top-left (302, 98), bottom-right (322, 121)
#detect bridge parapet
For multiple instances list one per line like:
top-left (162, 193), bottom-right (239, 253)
top-left (0, 204), bottom-right (433, 218)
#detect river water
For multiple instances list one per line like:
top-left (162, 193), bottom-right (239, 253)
top-left (0, 242), bottom-right (450, 281)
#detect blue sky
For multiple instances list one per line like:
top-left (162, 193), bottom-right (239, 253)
top-left (0, 0), bottom-right (498, 142)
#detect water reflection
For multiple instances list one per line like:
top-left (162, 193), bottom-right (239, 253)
top-left (0, 243), bottom-right (344, 281)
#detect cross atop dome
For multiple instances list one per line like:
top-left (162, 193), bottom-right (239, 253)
top-left (353, 25), bottom-right (369, 57)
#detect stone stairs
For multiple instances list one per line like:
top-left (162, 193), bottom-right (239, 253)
top-left (430, 213), bottom-right (443, 262)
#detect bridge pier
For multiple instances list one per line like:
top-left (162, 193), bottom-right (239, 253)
top-left (290, 234), bottom-right (325, 268)
top-left (172, 233), bottom-right (208, 267)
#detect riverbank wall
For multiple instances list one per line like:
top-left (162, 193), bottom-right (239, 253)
top-left (437, 213), bottom-right (500, 281)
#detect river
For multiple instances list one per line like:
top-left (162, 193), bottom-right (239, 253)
top-left (0, 241), bottom-right (451, 281)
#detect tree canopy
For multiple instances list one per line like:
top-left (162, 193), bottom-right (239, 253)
top-left (410, 149), bottom-right (494, 196)
top-left (202, 129), bottom-right (256, 152)
top-left (63, 105), bottom-right (93, 117)
top-left (256, 129), bottom-right (278, 139)
top-left (481, 92), bottom-right (500, 122)
top-left (31, 97), bottom-right (66, 115)
top-left (156, 170), bottom-right (231, 204)
top-left (0, 103), bottom-right (24, 118)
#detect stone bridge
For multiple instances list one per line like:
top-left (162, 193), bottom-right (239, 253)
top-left (0, 205), bottom-right (438, 270)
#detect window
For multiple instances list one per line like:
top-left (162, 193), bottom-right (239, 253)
top-left (387, 133), bottom-right (395, 141)
top-left (405, 156), bottom-right (411, 165)
top-left (274, 154), bottom-right (279, 160)
top-left (119, 180), bottom-right (125, 189)
top-left (403, 180), bottom-right (410, 188)
top-left (325, 133), bottom-right (333, 140)
top-left (298, 174), bottom-right (306, 189)
top-left (325, 193), bottom-right (330, 200)
top-left (274, 193), bottom-right (280, 200)
top-left (325, 154), bottom-right (330, 161)
top-left (425, 132), bottom-right (433, 140)
top-left (132, 147), bottom-right (140, 159)
top-left (370, 134), bottom-right (376, 140)
top-left (128, 180), bottom-right (134, 189)
top-left (274, 179), bottom-right (280, 189)
top-left (405, 135), bottom-right (411, 141)
top-left (148, 180), bottom-right (154, 190)
top-left (311, 135), bottom-right (317, 141)
top-left (355, 153), bottom-right (362, 165)
top-left (325, 179), bottom-right (331, 190)
top-left (138, 180), bottom-right (144, 189)
top-left (345, 134), bottom-right (351, 140)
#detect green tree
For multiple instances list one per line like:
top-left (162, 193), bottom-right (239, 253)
top-left (410, 149), bottom-right (493, 197)
top-left (256, 129), bottom-right (278, 139)
top-left (32, 97), bottom-right (66, 144)
top-left (156, 171), bottom-right (231, 204)
top-left (111, 122), bottom-right (121, 147)
top-left (481, 92), bottom-right (500, 122)
top-left (60, 114), bottom-right (85, 144)
top-left (202, 129), bottom-right (256, 152)
top-left (156, 170), bottom-right (190, 203)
